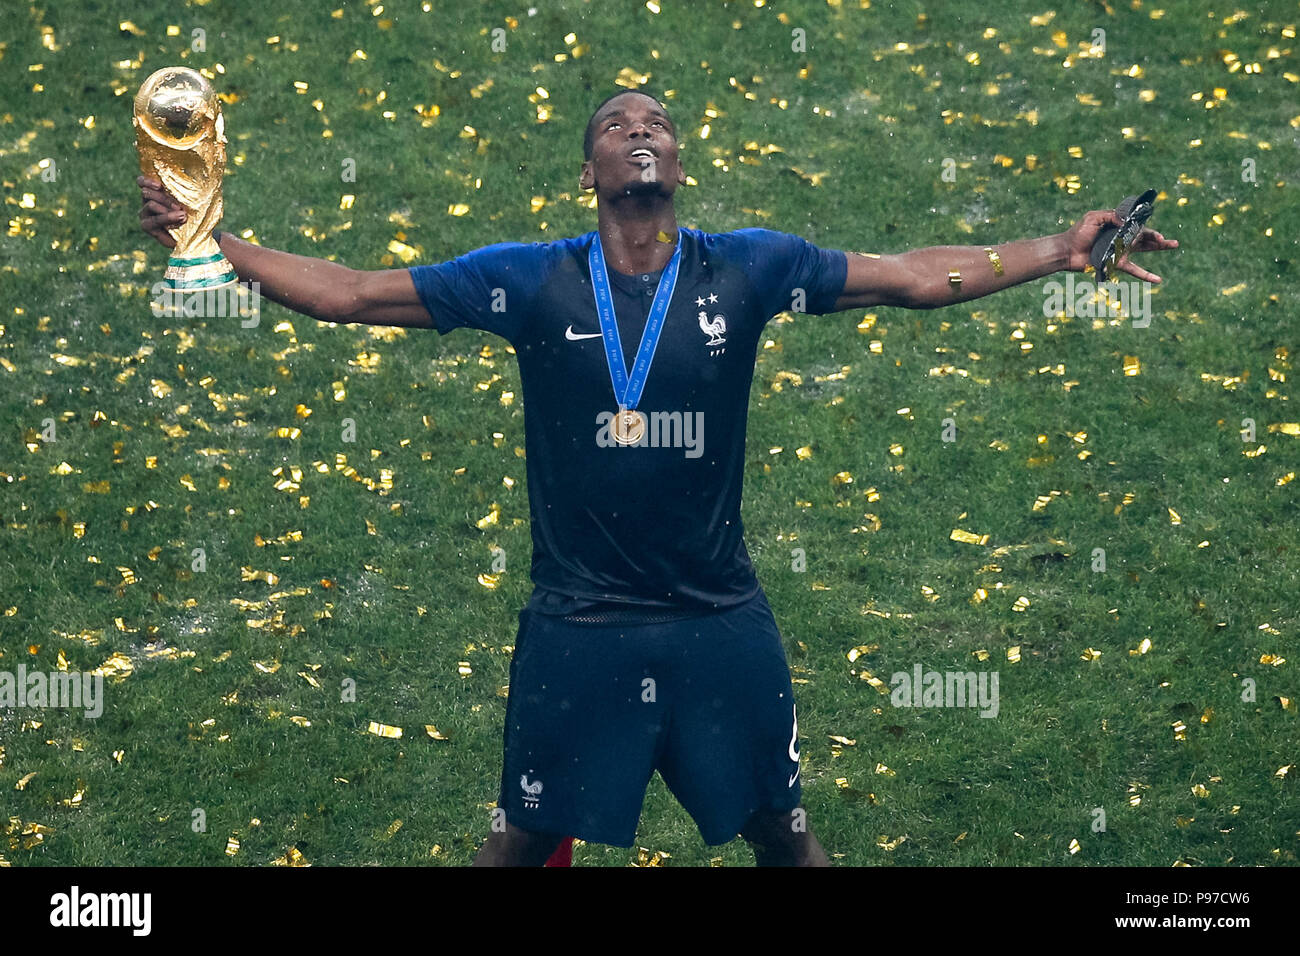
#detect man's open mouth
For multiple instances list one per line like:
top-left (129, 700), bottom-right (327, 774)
top-left (628, 147), bottom-right (656, 162)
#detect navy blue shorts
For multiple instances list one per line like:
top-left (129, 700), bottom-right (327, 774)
top-left (498, 589), bottom-right (803, 847)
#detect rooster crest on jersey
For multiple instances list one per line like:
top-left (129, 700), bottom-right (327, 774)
top-left (520, 774), bottom-right (543, 808)
top-left (697, 310), bottom-right (726, 356)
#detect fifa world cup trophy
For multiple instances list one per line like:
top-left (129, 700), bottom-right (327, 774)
top-left (134, 67), bottom-right (238, 313)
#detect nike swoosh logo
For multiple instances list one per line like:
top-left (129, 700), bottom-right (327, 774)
top-left (565, 326), bottom-right (603, 340)
top-left (788, 706), bottom-right (801, 787)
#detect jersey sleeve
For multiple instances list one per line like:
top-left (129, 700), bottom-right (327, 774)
top-left (408, 241), bottom-right (552, 342)
top-left (737, 228), bottom-right (848, 318)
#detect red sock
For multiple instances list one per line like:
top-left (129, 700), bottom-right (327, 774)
top-left (544, 837), bottom-right (574, 867)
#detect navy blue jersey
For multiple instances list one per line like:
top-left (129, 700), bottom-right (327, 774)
top-left (409, 227), bottom-right (847, 616)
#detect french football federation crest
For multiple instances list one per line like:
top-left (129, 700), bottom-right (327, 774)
top-left (697, 310), bottom-right (726, 356)
top-left (520, 774), bottom-right (543, 808)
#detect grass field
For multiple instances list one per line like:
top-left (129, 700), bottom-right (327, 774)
top-left (1, 0), bottom-right (1297, 866)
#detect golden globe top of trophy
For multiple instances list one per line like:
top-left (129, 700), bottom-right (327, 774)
top-left (134, 66), bottom-right (238, 313)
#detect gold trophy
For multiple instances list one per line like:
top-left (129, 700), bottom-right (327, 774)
top-left (134, 67), bottom-right (237, 313)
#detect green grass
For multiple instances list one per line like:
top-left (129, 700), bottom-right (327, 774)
top-left (1, 0), bottom-right (1297, 866)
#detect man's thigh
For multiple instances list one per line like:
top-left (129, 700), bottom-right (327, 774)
top-left (498, 608), bottom-right (665, 847)
top-left (654, 591), bottom-right (802, 845)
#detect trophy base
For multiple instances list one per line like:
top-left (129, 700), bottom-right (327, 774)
top-left (151, 251), bottom-right (242, 318)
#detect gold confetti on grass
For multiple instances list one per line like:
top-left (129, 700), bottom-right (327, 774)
top-left (92, 653), bottom-right (133, 679)
top-left (270, 845), bottom-right (310, 866)
top-left (950, 528), bottom-right (989, 545)
top-left (633, 847), bottom-right (670, 866)
top-left (1130, 638), bottom-right (1153, 656)
top-left (367, 721), bottom-right (402, 739)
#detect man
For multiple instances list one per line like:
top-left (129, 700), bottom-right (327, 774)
top-left (138, 89), bottom-right (1176, 866)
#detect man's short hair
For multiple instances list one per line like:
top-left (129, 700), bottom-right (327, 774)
top-left (583, 89), bottom-right (673, 161)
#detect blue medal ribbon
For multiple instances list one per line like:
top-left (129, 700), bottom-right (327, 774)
top-left (588, 229), bottom-right (683, 412)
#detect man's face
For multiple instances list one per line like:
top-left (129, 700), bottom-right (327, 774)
top-left (580, 93), bottom-right (686, 200)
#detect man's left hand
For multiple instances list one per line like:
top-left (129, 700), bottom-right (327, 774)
top-left (1060, 209), bottom-right (1179, 282)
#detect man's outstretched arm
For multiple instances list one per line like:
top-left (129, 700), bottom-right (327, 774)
top-left (137, 176), bottom-right (432, 328)
top-left (831, 208), bottom-right (1178, 311)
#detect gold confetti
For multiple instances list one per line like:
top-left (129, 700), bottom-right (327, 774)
top-left (92, 653), bottom-right (133, 679)
top-left (1123, 355), bottom-right (1141, 376)
top-left (270, 845), bottom-right (310, 867)
top-left (367, 721), bottom-right (402, 739)
top-left (425, 725), bottom-right (449, 740)
top-left (950, 528), bottom-right (989, 545)
top-left (1130, 638), bottom-right (1153, 656)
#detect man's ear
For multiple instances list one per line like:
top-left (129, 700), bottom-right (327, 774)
top-left (675, 158), bottom-right (687, 186)
top-left (579, 160), bottom-right (594, 191)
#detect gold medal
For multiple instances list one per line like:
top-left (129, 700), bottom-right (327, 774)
top-left (611, 407), bottom-right (646, 445)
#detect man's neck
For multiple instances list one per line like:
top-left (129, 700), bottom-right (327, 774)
top-left (596, 195), bottom-right (678, 276)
